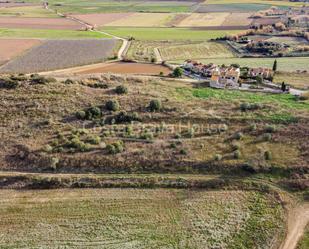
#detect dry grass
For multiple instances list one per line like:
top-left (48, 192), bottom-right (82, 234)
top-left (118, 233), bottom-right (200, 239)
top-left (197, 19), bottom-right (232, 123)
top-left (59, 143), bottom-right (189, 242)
top-left (0, 188), bottom-right (285, 248)
top-left (178, 13), bottom-right (229, 27)
top-left (274, 72), bottom-right (309, 90)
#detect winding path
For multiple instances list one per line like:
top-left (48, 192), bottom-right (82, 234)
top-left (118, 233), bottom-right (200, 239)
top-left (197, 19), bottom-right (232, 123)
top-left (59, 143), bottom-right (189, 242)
top-left (279, 204), bottom-right (309, 249)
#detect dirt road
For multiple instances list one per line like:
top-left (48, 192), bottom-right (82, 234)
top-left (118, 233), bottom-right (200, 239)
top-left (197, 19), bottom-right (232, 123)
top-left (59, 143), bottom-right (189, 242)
top-left (279, 204), bottom-right (309, 249)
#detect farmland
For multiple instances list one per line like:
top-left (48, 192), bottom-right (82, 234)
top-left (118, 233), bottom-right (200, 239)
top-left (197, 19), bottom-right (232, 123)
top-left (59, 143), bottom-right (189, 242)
top-left (0, 28), bottom-right (109, 39)
top-left (171, 57), bottom-right (309, 72)
top-left (0, 188), bottom-right (285, 248)
top-left (0, 38), bottom-right (41, 65)
top-left (100, 27), bottom-right (241, 40)
top-left (125, 40), bottom-right (234, 62)
top-left (78, 62), bottom-right (171, 75)
top-left (0, 5), bottom-right (59, 18)
top-left (0, 16), bottom-right (84, 30)
top-left (274, 72), bottom-right (309, 90)
top-left (0, 39), bottom-right (118, 73)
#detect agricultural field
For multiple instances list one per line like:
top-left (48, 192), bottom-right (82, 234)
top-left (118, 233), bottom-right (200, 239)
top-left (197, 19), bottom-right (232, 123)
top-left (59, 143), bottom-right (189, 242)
top-left (0, 5), bottom-right (59, 18)
top-left (0, 16), bottom-right (84, 30)
top-left (274, 72), bottom-right (309, 90)
top-left (171, 57), bottom-right (309, 72)
top-left (0, 39), bottom-right (118, 73)
top-left (0, 28), bottom-right (109, 39)
top-left (0, 38), bottom-right (41, 65)
top-left (126, 40), bottom-right (235, 62)
top-left (177, 12), bottom-right (229, 27)
top-left (100, 27), bottom-right (241, 40)
top-left (78, 61), bottom-right (171, 75)
top-left (46, 0), bottom-right (196, 14)
top-left (0, 189), bottom-right (285, 248)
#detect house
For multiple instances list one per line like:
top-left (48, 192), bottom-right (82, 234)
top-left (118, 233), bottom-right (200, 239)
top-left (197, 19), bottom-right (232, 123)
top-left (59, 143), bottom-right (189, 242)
top-left (210, 66), bottom-right (240, 88)
top-left (248, 67), bottom-right (273, 79)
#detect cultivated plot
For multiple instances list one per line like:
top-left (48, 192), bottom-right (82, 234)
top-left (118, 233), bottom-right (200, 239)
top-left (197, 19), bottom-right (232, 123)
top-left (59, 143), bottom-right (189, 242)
top-left (0, 38), bottom-right (41, 65)
top-left (0, 39), bottom-right (117, 73)
top-left (0, 189), bottom-right (285, 249)
top-left (0, 17), bottom-right (84, 30)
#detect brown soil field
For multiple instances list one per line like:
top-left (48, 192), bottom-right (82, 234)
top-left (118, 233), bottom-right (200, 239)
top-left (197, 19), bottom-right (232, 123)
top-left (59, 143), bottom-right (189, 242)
top-left (252, 17), bottom-right (281, 25)
top-left (70, 13), bottom-right (133, 27)
top-left (0, 38), bottom-right (41, 65)
top-left (222, 13), bottom-right (253, 26)
top-left (78, 62), bottom-right (171, 75)
top-left (0, 17), bottom-right (84, 30)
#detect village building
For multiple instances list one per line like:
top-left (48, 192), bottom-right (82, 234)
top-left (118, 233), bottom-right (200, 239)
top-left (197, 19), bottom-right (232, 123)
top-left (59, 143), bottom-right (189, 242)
top-left (248, 67), bottom-right (273, 79)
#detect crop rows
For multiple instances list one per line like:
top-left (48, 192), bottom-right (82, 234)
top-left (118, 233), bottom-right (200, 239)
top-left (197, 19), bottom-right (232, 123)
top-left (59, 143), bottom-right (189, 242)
top-left (0, 39), bottom-right (117, 73)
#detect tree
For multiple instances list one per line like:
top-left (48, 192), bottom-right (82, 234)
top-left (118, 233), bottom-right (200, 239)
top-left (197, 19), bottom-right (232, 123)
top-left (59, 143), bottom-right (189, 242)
top-left (173, 67), bottom-right (183, 78)
top-left (256, 75), bottom-right (263, 85)
top-left (272, 59), bottom-right (277, 71)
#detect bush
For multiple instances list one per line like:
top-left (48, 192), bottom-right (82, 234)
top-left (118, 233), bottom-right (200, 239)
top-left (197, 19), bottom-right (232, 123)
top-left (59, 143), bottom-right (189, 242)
top-left (173, 67), bottom-right (183, 78)
top-left (264, 151), bottom-right (272, 160)
top-left (149, 99), bottom-right (162, 112)
top-left (249, 123), bottom-right (257, 131)
top-left (64, 79), bottom-right (74, 84)
top-left (240, 102), bottom-right (262, 111)
top-left (86, 135), bottom-right (101, 145)
top-left (0, 77), bottom-right (19, 89)
top-left (107, 141), bottom-right (124, 154)
top-left (231, 143), bottom-right (240, 151)
top-left (115, 111), bottom-right (140, 123)
top-left (233, 132), bottom-right (243, 140)
top-left (67, 137), bottom-right (90, 152)
top-left (233, 150), bottom-right (241, 159)
top-left (140, 131), bottom-right (154, 141)
top-left (115, 85), bottom-right (128, 94)
top-left (262, 133), bottom-right (272, 141)
top-left (31, 75), bottom-right (56, 85)
top-left (76, 110), bottom-right (86, 119)
top-left (180, 149), bottom-right (187, 155)
top-left (85, 106), bottom-right (101, 120)
top-left (214, 154), bottom-right (222, 161)
top-left (106, 100), bottom-right (120, 111)
top-left (265, 125), bottom-right (276, 133)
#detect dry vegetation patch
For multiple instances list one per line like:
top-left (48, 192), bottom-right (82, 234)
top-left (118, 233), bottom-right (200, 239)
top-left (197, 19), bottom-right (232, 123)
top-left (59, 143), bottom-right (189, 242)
top-left (0, 188), bottom-right (285, 249)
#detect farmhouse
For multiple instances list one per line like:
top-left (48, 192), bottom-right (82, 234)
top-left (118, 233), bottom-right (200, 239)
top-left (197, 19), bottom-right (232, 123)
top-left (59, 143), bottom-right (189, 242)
top-left (182, 60), bottom-right (240, 87)
top-left (248, 67), bottom-right (273, 79)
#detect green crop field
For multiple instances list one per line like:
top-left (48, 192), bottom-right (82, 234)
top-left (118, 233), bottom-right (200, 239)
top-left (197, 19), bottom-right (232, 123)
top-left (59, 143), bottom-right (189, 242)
top-left (171, 57), bottom-right (309, 72)
top-left (0, 189), bottom-right (285, 249)
top-left (45, 0), bottom-right (193, 14)
top-left (0, 28), bottom-right (109, 39)
top-left (101, 27), bottom-right (241, 40)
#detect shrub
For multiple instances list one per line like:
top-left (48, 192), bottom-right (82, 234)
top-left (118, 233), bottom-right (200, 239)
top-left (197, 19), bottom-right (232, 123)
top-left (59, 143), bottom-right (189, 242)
top-left (173, 67), bottom-right (183, 78)
top-left (31, 75), bottom-right (56, 85)
top-left (140, 131), bottom-right (154, 141)
top-left (175, 133), bottom-right (182, 139)
top-left (219, 124), bottom-right (228, 132)
top-left (107, 141), bottom-right (124, 154)
top-left (43, 145), bottom-right (53, 153)
top-left (49, 157), bottom-right (59, 170)
top-left (265, 125), bottom-right (276, 133)
top-left (75, 110), bottom-right (86, 120)
top-left (115, 111), bottom-right (140, 123)
top-left (180, 149), bottom-right (187, 155)
top-left (214, 154), bottom-right (222, 161)
top-left (240, 102), bottom-right (262, 111)
top-left (249, 123), bottom-right (257, 131)
top-left (115, 85), bottom-right (128, 94)
top-left (170, 143), bottom-right (177, 149)
top-left (86, 135), bottom-right (101, 145)
top-left (231, 143), bottom-right (240, 151)
top-left (233, 132), bottom-right (244, 140)
top-left (233, 150), bottom-right (241, 159)
top-left (0, 77), bottom-right (19, 89)
top-left (262, 133), bottom-right (272, 141)
top-left (187, 128), bottom-right (195, 138)
top-left (68, 137), bottom-right (90, 152)
top-left (298, 92), bottom-right (309, 101)
top-left (64, 79), bottom-right (74, 84)
top-left (264, 151), bottom-right (272, 160)
top-left (149, 99), bottom-right (162, 112)
top-left (106, 100), bottom-right (120, 111)
top-left (85, 106), bottom-right (101, 120)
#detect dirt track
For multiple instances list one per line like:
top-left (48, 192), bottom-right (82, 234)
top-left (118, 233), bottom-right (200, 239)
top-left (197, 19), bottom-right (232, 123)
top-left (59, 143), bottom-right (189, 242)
top-left (280, 204), bottom-right (309, 249)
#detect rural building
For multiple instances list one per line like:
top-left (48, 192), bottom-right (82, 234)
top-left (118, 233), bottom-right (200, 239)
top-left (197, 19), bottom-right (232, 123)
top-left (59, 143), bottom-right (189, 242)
top-left (210, 67), bottom-right (240, 88)
top-left (248, 67), bottom-right (273, 78)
